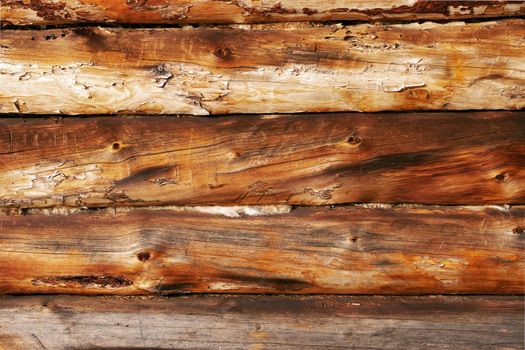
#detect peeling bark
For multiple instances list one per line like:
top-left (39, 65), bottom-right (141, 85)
top-left (1, 20), bottom-right (524, 114)
top-left (1, 0), bottom-right (525, 26)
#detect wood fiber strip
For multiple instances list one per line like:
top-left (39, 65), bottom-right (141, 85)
top-left (1, 0), bottom-right (525, 26)
top-left (1, 19), bottom-right (524, 114)
top-left (0, 295), bottom-right (523, 349)
top-left (0, 112), bottom-right (524, 208)
top-left (0, 205), bottom-right (523, 294)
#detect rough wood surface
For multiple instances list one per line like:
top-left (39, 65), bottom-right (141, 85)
top-left (1, 20), bottom-right (524, 114)
top-left (0, 205), bottom-right (523, 294)
top-left (2, 0), bottom-right (525, 26)
top-left (0, 295), bottom-right (523, 349)
top-left (1, 112), bottom-right (524, 208)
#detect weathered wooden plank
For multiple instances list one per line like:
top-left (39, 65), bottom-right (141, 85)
top-left (0, 205), bottom-right (523, 294)
top-left (0, 295), bottom-right (522, 349)
top-left (1, 20), bottom-right (524, 114)
top-left (2, 0), bottom-right (525, 26)
top-left (1, 112), bottom-right (524, 208)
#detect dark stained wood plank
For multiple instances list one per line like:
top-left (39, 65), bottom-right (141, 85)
top-left (1, 112), bottom-right (524, 208)
top-left (0, 205), bottom-right (523, 294)
top-left (2, 0), bottom-right (525, 26)
top-left (0, 295), bottom-right (522, 349)
top-left (1, 20), bottom-right (524, 114)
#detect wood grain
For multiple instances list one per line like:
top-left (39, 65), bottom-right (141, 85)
top-left (1, 112), bottom-right (524, 208)
top-left (0, 205), bottom-right (523, 295)
top-left (1, 19), bottom-right (524, 114)
top-left (0, 295), bottom-right (523, 349)
top-left (2, 0), bottom-right (525, 26)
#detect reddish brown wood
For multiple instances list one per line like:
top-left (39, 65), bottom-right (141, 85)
top-left (0, 205), bottom-right (523, 294)
top-left (1, 20), bottom-right (524, 114)
top-left (0, 112), bottom-right (524, 208)
top-left (2, 0), bottom-right (525, 26)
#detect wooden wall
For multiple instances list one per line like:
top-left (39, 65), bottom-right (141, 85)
top-left (0, 0), bottom-right (524, 348)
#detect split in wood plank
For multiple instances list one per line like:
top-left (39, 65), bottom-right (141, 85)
top-left (1, 112), bottom-right (524, 208)
top-left (1, 19), bottom-right (524, 114)
top-left (0, 205), bottom-right (523, 294)
top-left (0, 295), bottom-right (523, 349)
top-left (2, 0), bottom-right (525, 26)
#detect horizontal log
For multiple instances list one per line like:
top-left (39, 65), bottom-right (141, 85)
top-left (0, 295), bottom-right (523, 349)
top-left (2, 0), bottom-right (525, 26)
top-left (1, 112), bottom-right (524, 208)
top-left (0, 205), bottom-right (523, 294)
top-left (1, 20), bottom-right (524, 114)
